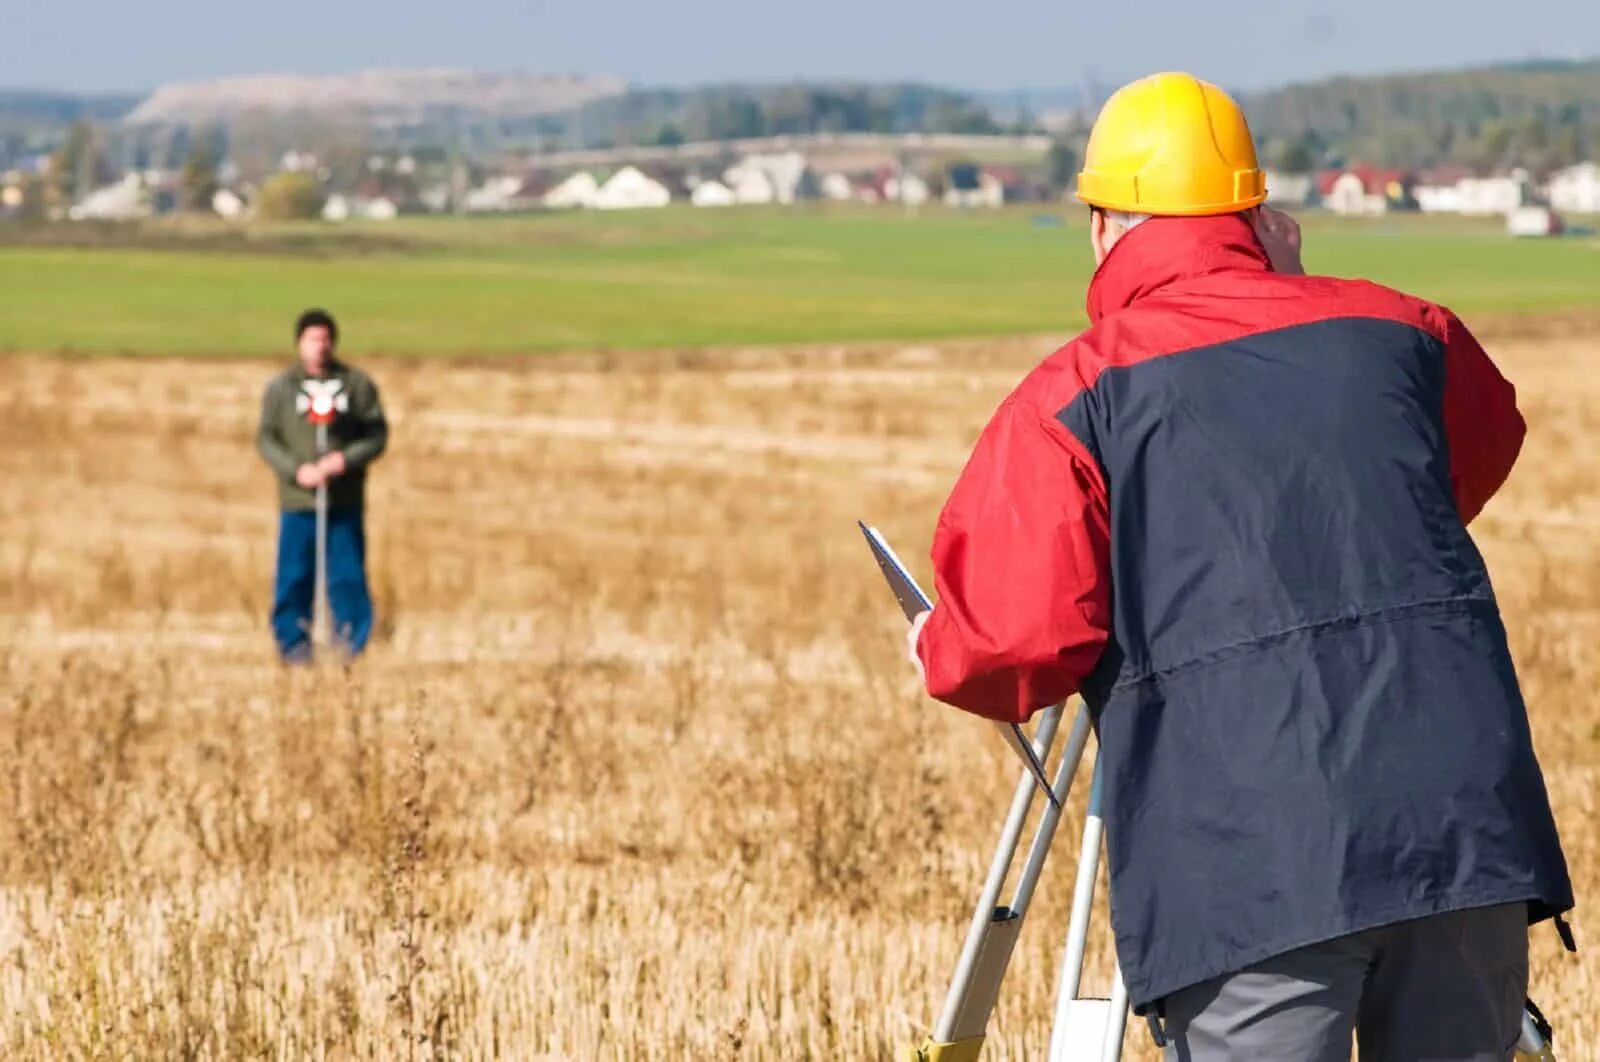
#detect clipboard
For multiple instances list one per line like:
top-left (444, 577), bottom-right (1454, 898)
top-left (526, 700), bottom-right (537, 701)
top-left (859, 521), bottom-right (1061, 810)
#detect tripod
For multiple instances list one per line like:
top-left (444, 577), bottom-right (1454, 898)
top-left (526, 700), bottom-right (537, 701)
top-left (909, 699), bottom-right (1129, 1062)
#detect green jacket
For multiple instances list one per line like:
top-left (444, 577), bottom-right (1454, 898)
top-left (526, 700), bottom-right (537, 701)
top-left (256, 360), bottom-right (387, 512)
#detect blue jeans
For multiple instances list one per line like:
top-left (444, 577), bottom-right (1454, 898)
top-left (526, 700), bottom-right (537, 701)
top-left (271, 508), bottom-right (373, 661)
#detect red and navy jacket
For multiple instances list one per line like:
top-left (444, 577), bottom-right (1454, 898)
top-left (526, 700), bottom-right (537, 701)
top-left (916, 214), bottom-right (1572, 1011)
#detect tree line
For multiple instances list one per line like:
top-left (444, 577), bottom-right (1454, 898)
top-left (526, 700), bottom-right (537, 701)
top-left (1242, 60), bottom-right (1600, 174)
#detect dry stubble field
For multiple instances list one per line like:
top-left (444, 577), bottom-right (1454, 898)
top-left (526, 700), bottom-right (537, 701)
top-left (0, 333), bottom-right (1595, 1059)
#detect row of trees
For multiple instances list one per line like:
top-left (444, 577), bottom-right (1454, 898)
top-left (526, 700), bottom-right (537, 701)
top-left (551, 83), bottom-right (1004, 151)
top-left (1245, 61), bottom-right (1600, 173)
top-left (8, 119), bottom-right (321, 221)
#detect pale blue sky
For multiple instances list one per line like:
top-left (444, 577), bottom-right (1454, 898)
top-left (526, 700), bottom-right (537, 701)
top-left (5, 0), bottom-right (1597, 94)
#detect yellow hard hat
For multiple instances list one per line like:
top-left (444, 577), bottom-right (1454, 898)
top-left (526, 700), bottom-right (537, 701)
top-left (1077, 72), bottom-right (1266, 216)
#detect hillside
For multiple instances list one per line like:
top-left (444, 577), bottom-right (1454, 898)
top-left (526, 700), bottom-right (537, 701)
top-left (4, 59), bottom-right (1599, 172)
top-left (1241, 59), bottom-right (1600, 171)
top-left (0, 90), bottom-right (139, 126)
top-left (124, 69), bottom-right (627, 126)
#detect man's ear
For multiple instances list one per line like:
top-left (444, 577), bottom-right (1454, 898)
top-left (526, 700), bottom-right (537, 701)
top-left (1090, 209), bottom-right (1109, 265)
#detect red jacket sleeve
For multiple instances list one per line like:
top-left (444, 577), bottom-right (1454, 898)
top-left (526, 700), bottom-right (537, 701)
top-left (1437, 310), bottom-right (1525, 523)
top-left (915, 399), bottom-right (1112, 723)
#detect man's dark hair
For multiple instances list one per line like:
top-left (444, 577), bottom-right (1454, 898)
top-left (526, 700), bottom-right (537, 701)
top-left (295, 308), bottom-right (339, 345)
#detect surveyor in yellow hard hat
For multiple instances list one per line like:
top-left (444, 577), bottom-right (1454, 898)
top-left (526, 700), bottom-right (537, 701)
top-left (909, 72), bottom-right (1572, 1059)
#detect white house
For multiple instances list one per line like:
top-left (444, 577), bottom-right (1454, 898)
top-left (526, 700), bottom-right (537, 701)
top-left (419, 185), bottom-right (452, 213)
top-left (1507, 205), bottom-right (1563, 238)
top-left (1324, 172), bottom-right (1380, 215)
top-left (1455, 173), bottom-right (1530, 216)
top-left (212, 188), bottom-right (248, 219)
top-left (1415, 183), bottom-right (1465, 213)
top-left (322, 194), bottom-right (399, 222)
top-left (1549, 162), bottom-right (1600, 214)
top-left (69, 175), bottom-right (150, 221)
top-left (886, 172), bottom-right (931, 206)
top-left (279, 150), bottom-right (318, 174)
top-left (464, 175), bottom-right (524, 213)
top-left (944, 164), bottom-right (1006, 209)
top-left (1321, 172), bottom-right (1389, 216)
top-left (592, 166), bottom-right (671, 210)
top-left (728, 167), bottom-right (777, 204)
top-left (819, 173), bottom-right (855, 201)
top-left (691, 180), bottom-right (736, 207)
top-left (1264, 171), bottom-right (1315, 208)
top-left (543, 171), bottom-right (600, 210)
top-left (1415, 169), bottom-right (1532, 215)
top-left (724, 152), bottom-right (817, 205)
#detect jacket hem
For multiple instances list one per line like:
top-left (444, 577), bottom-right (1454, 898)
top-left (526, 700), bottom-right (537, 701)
top-left (1125, 883), bottom-right (1573, 1013)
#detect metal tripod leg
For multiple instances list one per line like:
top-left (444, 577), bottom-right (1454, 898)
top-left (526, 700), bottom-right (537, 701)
top-left (1517, 1003), bottom-right (1558, 1061)
top-left (1047, 755), bottom-right (1129, 1062)
top-left (910, 702), bottom-right (1094, 1062)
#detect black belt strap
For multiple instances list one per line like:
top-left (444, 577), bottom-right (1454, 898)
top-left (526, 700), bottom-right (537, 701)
top-left (1555, 913), bottom-right (1577, 953)
top-left (1145, 1004), bottom-right (1168, 1048)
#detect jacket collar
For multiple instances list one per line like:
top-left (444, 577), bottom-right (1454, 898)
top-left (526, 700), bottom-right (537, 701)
top-left (291, 356), bottom-right (345, 382)
top-left (1086, 213), bottom-right (1272, 323)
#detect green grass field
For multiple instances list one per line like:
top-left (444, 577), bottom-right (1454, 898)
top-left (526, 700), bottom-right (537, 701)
top-left (1, 207), bottom-right (1595, 356)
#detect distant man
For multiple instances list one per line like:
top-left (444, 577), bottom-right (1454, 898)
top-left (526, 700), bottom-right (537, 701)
top-left (256, 309), bottom-right (387, 662)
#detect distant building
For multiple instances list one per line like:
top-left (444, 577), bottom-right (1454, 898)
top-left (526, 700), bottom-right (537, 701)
top-left (279, 150), bottom-right (318, 174)
top-left (1507, 205), bottom-right (1563, 238)
top-left (212, 187), bottom-right (248, 219)
top-left (944, 163), bottom-right (1003, 208)
top-left (463, 175), bottom-right (524, 213)
top-left (987, 167), bottom-right (1039, 203)
top-left (419, 184), bottom-right (452, 213)
top-left (724, 152), bottom-right (818, 205)
top-left (1412, 166), bottom-right (1472, 213)
top-left (691, 180), bottom-right (736, 207)
top-left (885, 171), bottom-right (931, 207)
top-left (1318, 167), bottom-right (1413, 215)
top-left (819, 173), bottom-right (855, 201)
top-left (543, 171), bottom-right (599, 210)
top-left (1414, 168), bottom-right (1532, 215)
top-left (69, 175), bottom-right (150, 221)
top-left (1264, 171), bottom-right (1316, 208)
top-left (1549, 162), bottom-right (1600, 214)
top-left (322, 194), bottom-right (399, 222)
top-left (857, 167), bottom-right (933, 206)
top-left (728, 167), bottom-right (777, 205)
top-left (1456, 172), bottom-right (1531, 215)
top-left (592, 166), bottom-right (671, 210)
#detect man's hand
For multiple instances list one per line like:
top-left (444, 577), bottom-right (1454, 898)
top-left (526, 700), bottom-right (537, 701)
top-left (317, 451), bottom-right (348, 479)
top-left (1253, 206), bottom-right (1306, 276)
top-left (907, 610), bottom-right (930, 685)
top-left (295, 463), bottom-right (325, 489)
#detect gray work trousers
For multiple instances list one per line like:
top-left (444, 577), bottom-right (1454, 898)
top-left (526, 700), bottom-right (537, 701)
top-left (1162, 904), bottom-right (1529, 1062)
